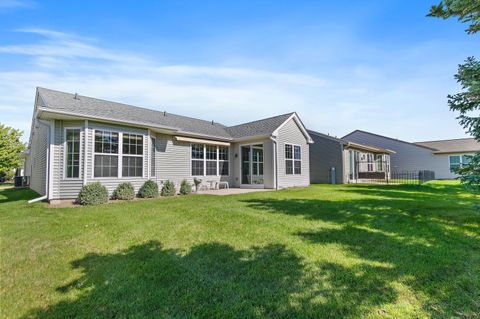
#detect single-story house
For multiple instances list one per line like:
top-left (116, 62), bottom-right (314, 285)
top-left (343, 130), bottom-right (480, 179)
top-left (24, 87), bottom-right (313, 202)
top-left (308, 130), bottom-right (394, 184)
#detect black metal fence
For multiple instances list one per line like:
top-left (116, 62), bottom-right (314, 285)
top-left (353, 170), bottom-right (435, 185)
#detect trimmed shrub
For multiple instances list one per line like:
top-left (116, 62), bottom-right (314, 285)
top-left (161, 180), bottom-right (176, 196)
top-left (138, 180), bottom-right (158, 198)
top-left (77, 182), bottom-right (109, 205)
top-left (112, 182), bottom-right (135, 200)
top-left (179, 179), bottom-right (192, 195)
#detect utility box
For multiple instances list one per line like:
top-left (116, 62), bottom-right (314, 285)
top-left (329, 167), bottom-right (336, 184)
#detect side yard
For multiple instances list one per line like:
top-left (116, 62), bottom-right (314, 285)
top-left (0, 181), bottom-right (479, 318)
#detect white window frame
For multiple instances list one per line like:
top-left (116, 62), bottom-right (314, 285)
top-left (121, 132), bottom-right (144, 178)
top-left (63, 127), bottom-right (82, 179)
top-left (91, 128), bottom-right (146, 179)
top-left (285, 143), bottom-right (302, 175)
top-left (449, 154), bottom-right (473, 172)
top-left (190, 144), bottom-right (230, 177)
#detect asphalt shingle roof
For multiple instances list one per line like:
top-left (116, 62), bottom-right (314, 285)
top-left (226, 113), bottom-right (294, 139)
top-left (415, 138), bottom-right (480, 153)
top-left (37, 87), bottom-right (296, 141)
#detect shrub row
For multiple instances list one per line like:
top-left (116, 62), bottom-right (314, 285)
top-left (76, 179), bottom-right (192, 205)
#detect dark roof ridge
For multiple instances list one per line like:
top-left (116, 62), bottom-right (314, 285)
top-left (37, 87), bottom-right (227, 127)
top-left (343, 129), bottom-right (438, 151)
top-left (226, 112), bottom-right (295, 129)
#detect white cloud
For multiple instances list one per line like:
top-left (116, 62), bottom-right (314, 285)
top-left (0, 28), bottom-right (469, 142)
top-left (0, 0), bottom-right (35, 9)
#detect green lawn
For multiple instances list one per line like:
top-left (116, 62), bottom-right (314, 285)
top-left (1, 181), bottom-right (479, 318)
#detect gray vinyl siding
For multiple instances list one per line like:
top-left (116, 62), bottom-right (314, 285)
top-left (153, 133), bottom-right (234, 189)
top-left (276, 119), bottom-right (310, 188)
top-left (29, 120), bottom-right (49, 196)
top-left (309, 133), bottom-right (344, 184)
top-left (344, 131), bottom-right (436, 173)
top-left (52, 120), bottom-right (85, 199)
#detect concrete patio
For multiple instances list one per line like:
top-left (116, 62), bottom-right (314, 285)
top-left (195, 188), bottom-right (275, 196)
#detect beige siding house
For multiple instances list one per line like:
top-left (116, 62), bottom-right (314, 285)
top-left (343, 130), bottom-right (480, 179)
top-left (24, 88), bottom-right (313, 202)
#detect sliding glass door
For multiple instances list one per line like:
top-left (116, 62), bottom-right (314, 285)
top-left (241, 144), bottom-right (264, 186)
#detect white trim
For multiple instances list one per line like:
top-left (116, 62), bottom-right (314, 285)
top-left (92, 129), bottom-right (121, 179)
top-left (63, 126), bottom-right (83, 180)
top-left (83, 120), bottom-right (88, 185)
top-left (272, 113), bottom-right (314, 144)
top-left (48, 120), bottom-right (54, 200)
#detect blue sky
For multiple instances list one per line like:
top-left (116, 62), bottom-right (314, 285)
top-left (1, 0), bottom-right (478, 142)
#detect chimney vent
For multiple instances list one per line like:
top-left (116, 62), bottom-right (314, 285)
top-left (74, 93), bottom-right (79, 100)
top-left (163, 111), bottom-right (167, 116)
top-left (211, 120), bottom-right (214, 125)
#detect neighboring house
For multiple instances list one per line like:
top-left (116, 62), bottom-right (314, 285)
top-left (24, 88), bottom-right (313, 202)
top-left (343, 130), bottom-right (480, 179)
top-left (308, 130), bottom-right (393, 184)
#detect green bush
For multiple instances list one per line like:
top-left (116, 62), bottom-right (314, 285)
top-left (112, 182), bottom-right (135, 200)
top-left (161, 180), bottom-right (176, 196)
top-left (179, 179), bottom-right (192, 195)
top-left (76, 182), bottom-right (109, 205)
top-left (138, 180), bottom-right (158, 198)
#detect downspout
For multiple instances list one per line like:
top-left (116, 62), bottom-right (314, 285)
top-left (28, 119), bottom-right (52, 204)
top-left (270, 136), bottom-right (278, 190)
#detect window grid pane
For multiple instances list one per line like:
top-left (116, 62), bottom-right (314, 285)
top-left (206, 161), bottom-right (217, 176)
top-left (94, 155), bottom-right (118, 177)
top-left (285, 144), bottom-right (293, 159)
top-left (206, 145), bottom-right (217, 160)
top-left (122, 156), bottom-right (143, 177)
top-left (123, 133), bottom-right (143, 155)
top-left (286, 160), bottom-right (293, 175)
top-left (192, 160), bottom-right (204, 176)
top-left (294, 160), bottom-right (301, 174)
top-left (294, 146), bottom-right (301, 160)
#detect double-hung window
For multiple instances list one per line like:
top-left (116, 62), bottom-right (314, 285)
top-left (285, 144), bottom-right (301, 175)
top-left (191, 144), bottom-right (204, 176)
top-left (367, 154), bottom-right (374, 172)
top-left (94, 130), bottom-right (119, 177)
top-left (191, 144), bottom-right (230, 176)
top-left (206, 145), bottom-right (217, 176)
top-left (65, 128), bottom-right (81, 178)
top-left (218, 146), bottom-right (229, 176)
top-left (122, 133), bottom-right (143, 177)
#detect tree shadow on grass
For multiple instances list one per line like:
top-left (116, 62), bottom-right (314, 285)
top-left (241, 185), bottom-right (480, 317)
top-left (24, 240), bottom-right (398, 319)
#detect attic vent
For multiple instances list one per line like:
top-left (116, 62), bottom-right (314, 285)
top-left (73, 93), bottom-right (79, 100)
top-left (211, 120), bottom-right (214, 125)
